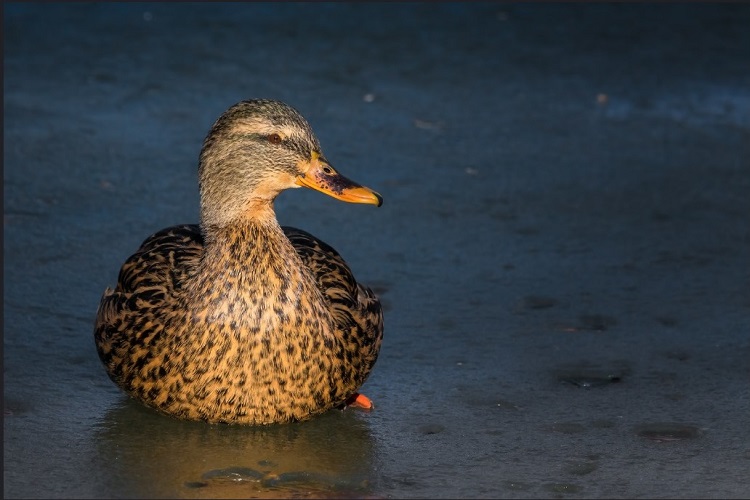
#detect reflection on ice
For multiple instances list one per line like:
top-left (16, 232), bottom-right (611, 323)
top-left (93, 399), bottom-right (376, 498)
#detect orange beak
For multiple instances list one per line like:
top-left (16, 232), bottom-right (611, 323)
top-left (295, 153), bottom-right (383, 207)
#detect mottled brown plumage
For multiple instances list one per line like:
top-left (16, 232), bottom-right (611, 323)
top-left (94, 99), bottom-right (383, 425)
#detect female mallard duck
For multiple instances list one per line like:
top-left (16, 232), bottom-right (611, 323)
top-left (94, 99), bottom-right (384, 425)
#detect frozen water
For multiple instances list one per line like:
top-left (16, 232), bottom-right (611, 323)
top-left (4, 3), bottom-right (750, 499)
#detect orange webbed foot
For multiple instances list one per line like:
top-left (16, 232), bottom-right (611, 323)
top-left (343, 392), bottom-right (374, 411)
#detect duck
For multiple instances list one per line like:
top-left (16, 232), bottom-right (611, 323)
top-left (94, 99), bottom-right (384, 425)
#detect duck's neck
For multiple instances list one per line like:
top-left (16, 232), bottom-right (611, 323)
top-left (185, 215), bottom-right (332, 333)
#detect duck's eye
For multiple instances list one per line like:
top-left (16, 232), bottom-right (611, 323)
top-left (267, 133), bottom-right (283, 145)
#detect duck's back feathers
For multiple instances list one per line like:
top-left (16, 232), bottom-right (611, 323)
top-left (118, 225), bottom-right (203, 293)
top-left (283, 227), bottom-right (383, 382)
top-left (95, 225), bottom-right (203, 390)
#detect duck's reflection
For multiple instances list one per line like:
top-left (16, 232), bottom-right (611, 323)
top-left (94, 398), bottom-right (377, 499)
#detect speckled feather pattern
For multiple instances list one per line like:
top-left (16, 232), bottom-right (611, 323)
top-left (94, 99), bottom-right (384, 425)
top-left (95, 222), bottom-right (383, 424)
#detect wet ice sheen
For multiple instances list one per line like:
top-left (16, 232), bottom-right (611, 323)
top-left (199, 466), bottom-right (265, 482)
top-left (186, 467), bottom-right (361, 496)
top-left (91, 400), bottom-right (374, 498)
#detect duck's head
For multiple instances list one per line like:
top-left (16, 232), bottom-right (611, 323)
top-left (197, 99), bottom-right (382, 228)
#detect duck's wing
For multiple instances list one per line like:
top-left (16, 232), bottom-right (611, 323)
top-left (94, 224), bottom-right (203, 384)
top-left (283, 226), bottom-right (384, 385)
top-left (113, 224), bottom-right (203, 293)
